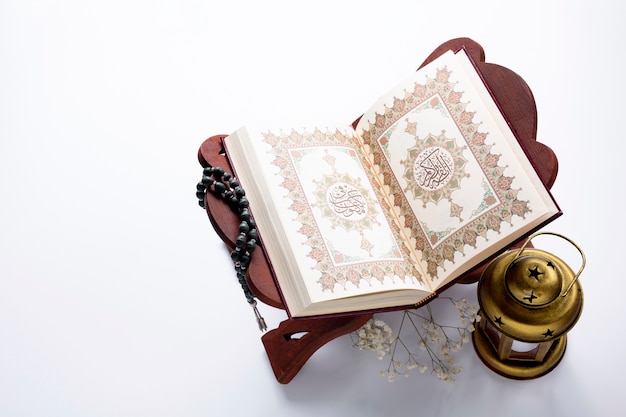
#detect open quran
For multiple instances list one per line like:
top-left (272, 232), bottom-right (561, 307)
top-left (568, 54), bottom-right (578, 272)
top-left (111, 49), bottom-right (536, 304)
top-left (223, 49), bottom-right (560, 318)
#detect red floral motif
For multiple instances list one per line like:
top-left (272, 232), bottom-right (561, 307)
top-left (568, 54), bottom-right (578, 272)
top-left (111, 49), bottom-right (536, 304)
top-left (463, 230), bottom-right (477, 247)
top-left (427, 260), bottom-right (438, 278)
top-left (384, 266), bottom-right (394, 278)
top-left (371, 265), bottom-right (385, 284)
top-left (309, 247), bottom-right (325, 262)
top-left (290, 200), bottom-right (307, 214)
top-left (430, 96), bottom-right (440, 107)
top-left (448, 91), bottom-right (462, 104)
top-left (335, 130), bottom-right (349, 142)
top-left (383, 171), bottom-right (392, 187)
top-left (360, 268), bottom-right (372, 284)
top-left (393, 190), bottom-right (403, 206)
top-left (264, 132), bottom-right (279, 145)
top-left (394, 264), bottom-right (406, 280)
top-left (460, 111), bottom-right (474, 124)
top-left (483, 195), bottom-right (497, 206)
top-left (318, 274), bottom-right (335, 292)
top-left (298, 223), bottom-right (316, 237)
top-left (317, 260), bottom-right (330, 272)
top-left (281, 177), bottom-right (298, 191)
top-left (486, 215), bottom-right (501, 232)
top-left (346, 269), bottom-right (361, 287)
top-left (312, 128), bottom-right (326, 142)
top-left (335, 272), bottom-right (347, 287)
top-left (375, 113), bottom-right (386, 128)
top-left (405, 120), bottom-right (417, 136)
top-left (404, 214), bottom-right (413, 229)
top-left (393, 97), bottom-right (405, 112)
top-left (413, 83), bottom-right (426, 98)
top-left (274, 156), bottom-right (289, 169)
top-left (289, 130), bottom-right (304, 144)
top-left (484, 153), bottom-right (500, 167)
top-left (497, 176), bottom-right (513, 190)
top-left (410, 265), bottom-right (423, 284)
top-left (436, 68), bottom-right (450, 83)
top-left (442, 245), bottom-right (455, 262)
top-left (472, 132), bottom-right (487, 145)
top-left (504, 190), bottom-right (518, 200)
top-left (511, 200), bottom-right (529, 217)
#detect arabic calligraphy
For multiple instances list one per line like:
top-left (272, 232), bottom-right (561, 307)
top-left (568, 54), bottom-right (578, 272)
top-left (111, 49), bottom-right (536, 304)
top-left (327, 183), bottom-right (367, 220)
top-left (414, 146), bottom-right (454, 191)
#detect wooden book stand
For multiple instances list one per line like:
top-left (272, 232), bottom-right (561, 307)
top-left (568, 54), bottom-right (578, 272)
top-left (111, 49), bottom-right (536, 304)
top-left (197, 38), bottom-right (559, 384)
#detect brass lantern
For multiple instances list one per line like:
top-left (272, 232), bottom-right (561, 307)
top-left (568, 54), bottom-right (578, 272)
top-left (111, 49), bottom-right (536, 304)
top-left (472, 232), bottom-right (585, 379)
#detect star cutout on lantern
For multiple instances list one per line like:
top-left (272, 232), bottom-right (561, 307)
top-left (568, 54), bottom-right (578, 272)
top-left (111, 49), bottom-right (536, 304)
top-left (494, 316), bottom-right (504, 326)
top-left (547, 261), bottom-right (556, 270)
top-left (528, 266), bottom-right (543, 280)
top-left (543, 329), bottom-right (554, 338)
top-left (523, 290), bottom-right (538, 303)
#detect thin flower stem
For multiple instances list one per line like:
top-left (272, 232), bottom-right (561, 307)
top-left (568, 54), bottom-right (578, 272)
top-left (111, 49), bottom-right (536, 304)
top-left (352, 296), bottom-right (480, 383)
top-left (408, 314), bottom-right (449, 368)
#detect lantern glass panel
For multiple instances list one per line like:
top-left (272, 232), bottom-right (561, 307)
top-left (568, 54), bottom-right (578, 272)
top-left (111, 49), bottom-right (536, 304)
top-left (509, 342), bottom-right (541, 360)
top-left (511, 340), bottom-right (539, 353)
top-left (482, 318), bottom-right (501, 348)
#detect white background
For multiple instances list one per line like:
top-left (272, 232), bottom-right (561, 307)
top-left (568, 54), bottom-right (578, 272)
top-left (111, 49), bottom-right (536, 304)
top-left (1, 1), bottom-right (621, 416)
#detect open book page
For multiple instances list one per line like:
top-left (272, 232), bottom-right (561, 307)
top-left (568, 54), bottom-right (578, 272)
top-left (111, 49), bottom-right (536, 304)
top-left (224, 125), bottom-right (430, 316)
top-left (355, 50), bottom-right (560, 288)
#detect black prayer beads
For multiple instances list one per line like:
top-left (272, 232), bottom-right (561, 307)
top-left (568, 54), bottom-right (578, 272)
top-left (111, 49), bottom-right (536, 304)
top-left (196, 165), bottom-right (267, 331)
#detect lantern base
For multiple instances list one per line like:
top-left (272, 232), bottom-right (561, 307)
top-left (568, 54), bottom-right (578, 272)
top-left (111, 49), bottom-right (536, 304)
top-left (472, 330), bottom-right (567, 380)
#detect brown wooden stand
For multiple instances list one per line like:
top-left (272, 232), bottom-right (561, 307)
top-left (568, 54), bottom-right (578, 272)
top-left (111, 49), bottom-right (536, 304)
top-left (197, 38), bottom-right (558, 384)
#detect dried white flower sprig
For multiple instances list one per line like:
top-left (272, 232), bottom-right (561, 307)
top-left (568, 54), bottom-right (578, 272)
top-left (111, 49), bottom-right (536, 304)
top-left (352, 318), bottom-right (394, 360)
top-left (351, 297), bottom-right (480, 383)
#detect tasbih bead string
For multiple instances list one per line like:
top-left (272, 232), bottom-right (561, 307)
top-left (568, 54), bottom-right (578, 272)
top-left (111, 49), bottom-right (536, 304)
top-left (196, 165), bottom-right (267, 332)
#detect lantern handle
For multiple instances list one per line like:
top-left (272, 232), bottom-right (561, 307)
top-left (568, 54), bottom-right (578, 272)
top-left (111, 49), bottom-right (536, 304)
top-left (514, 231), bottom-right (585, 297)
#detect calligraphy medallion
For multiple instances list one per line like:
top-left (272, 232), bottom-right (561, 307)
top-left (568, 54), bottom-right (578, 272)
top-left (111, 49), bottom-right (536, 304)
top-left (312, 172), bottom-right (379, 232)
top-left (326, 182), bottom-right (368, 221)
top-left (402, 131), bottom-right (468, 207)
top-left (414, 146), bottom-right (455, 191)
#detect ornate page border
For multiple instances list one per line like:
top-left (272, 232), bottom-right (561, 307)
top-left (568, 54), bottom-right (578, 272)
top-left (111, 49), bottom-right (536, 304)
top-left (261, 128), bottom-right (424, 293)
top-left (360, 65), bottom-right (531, 281)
